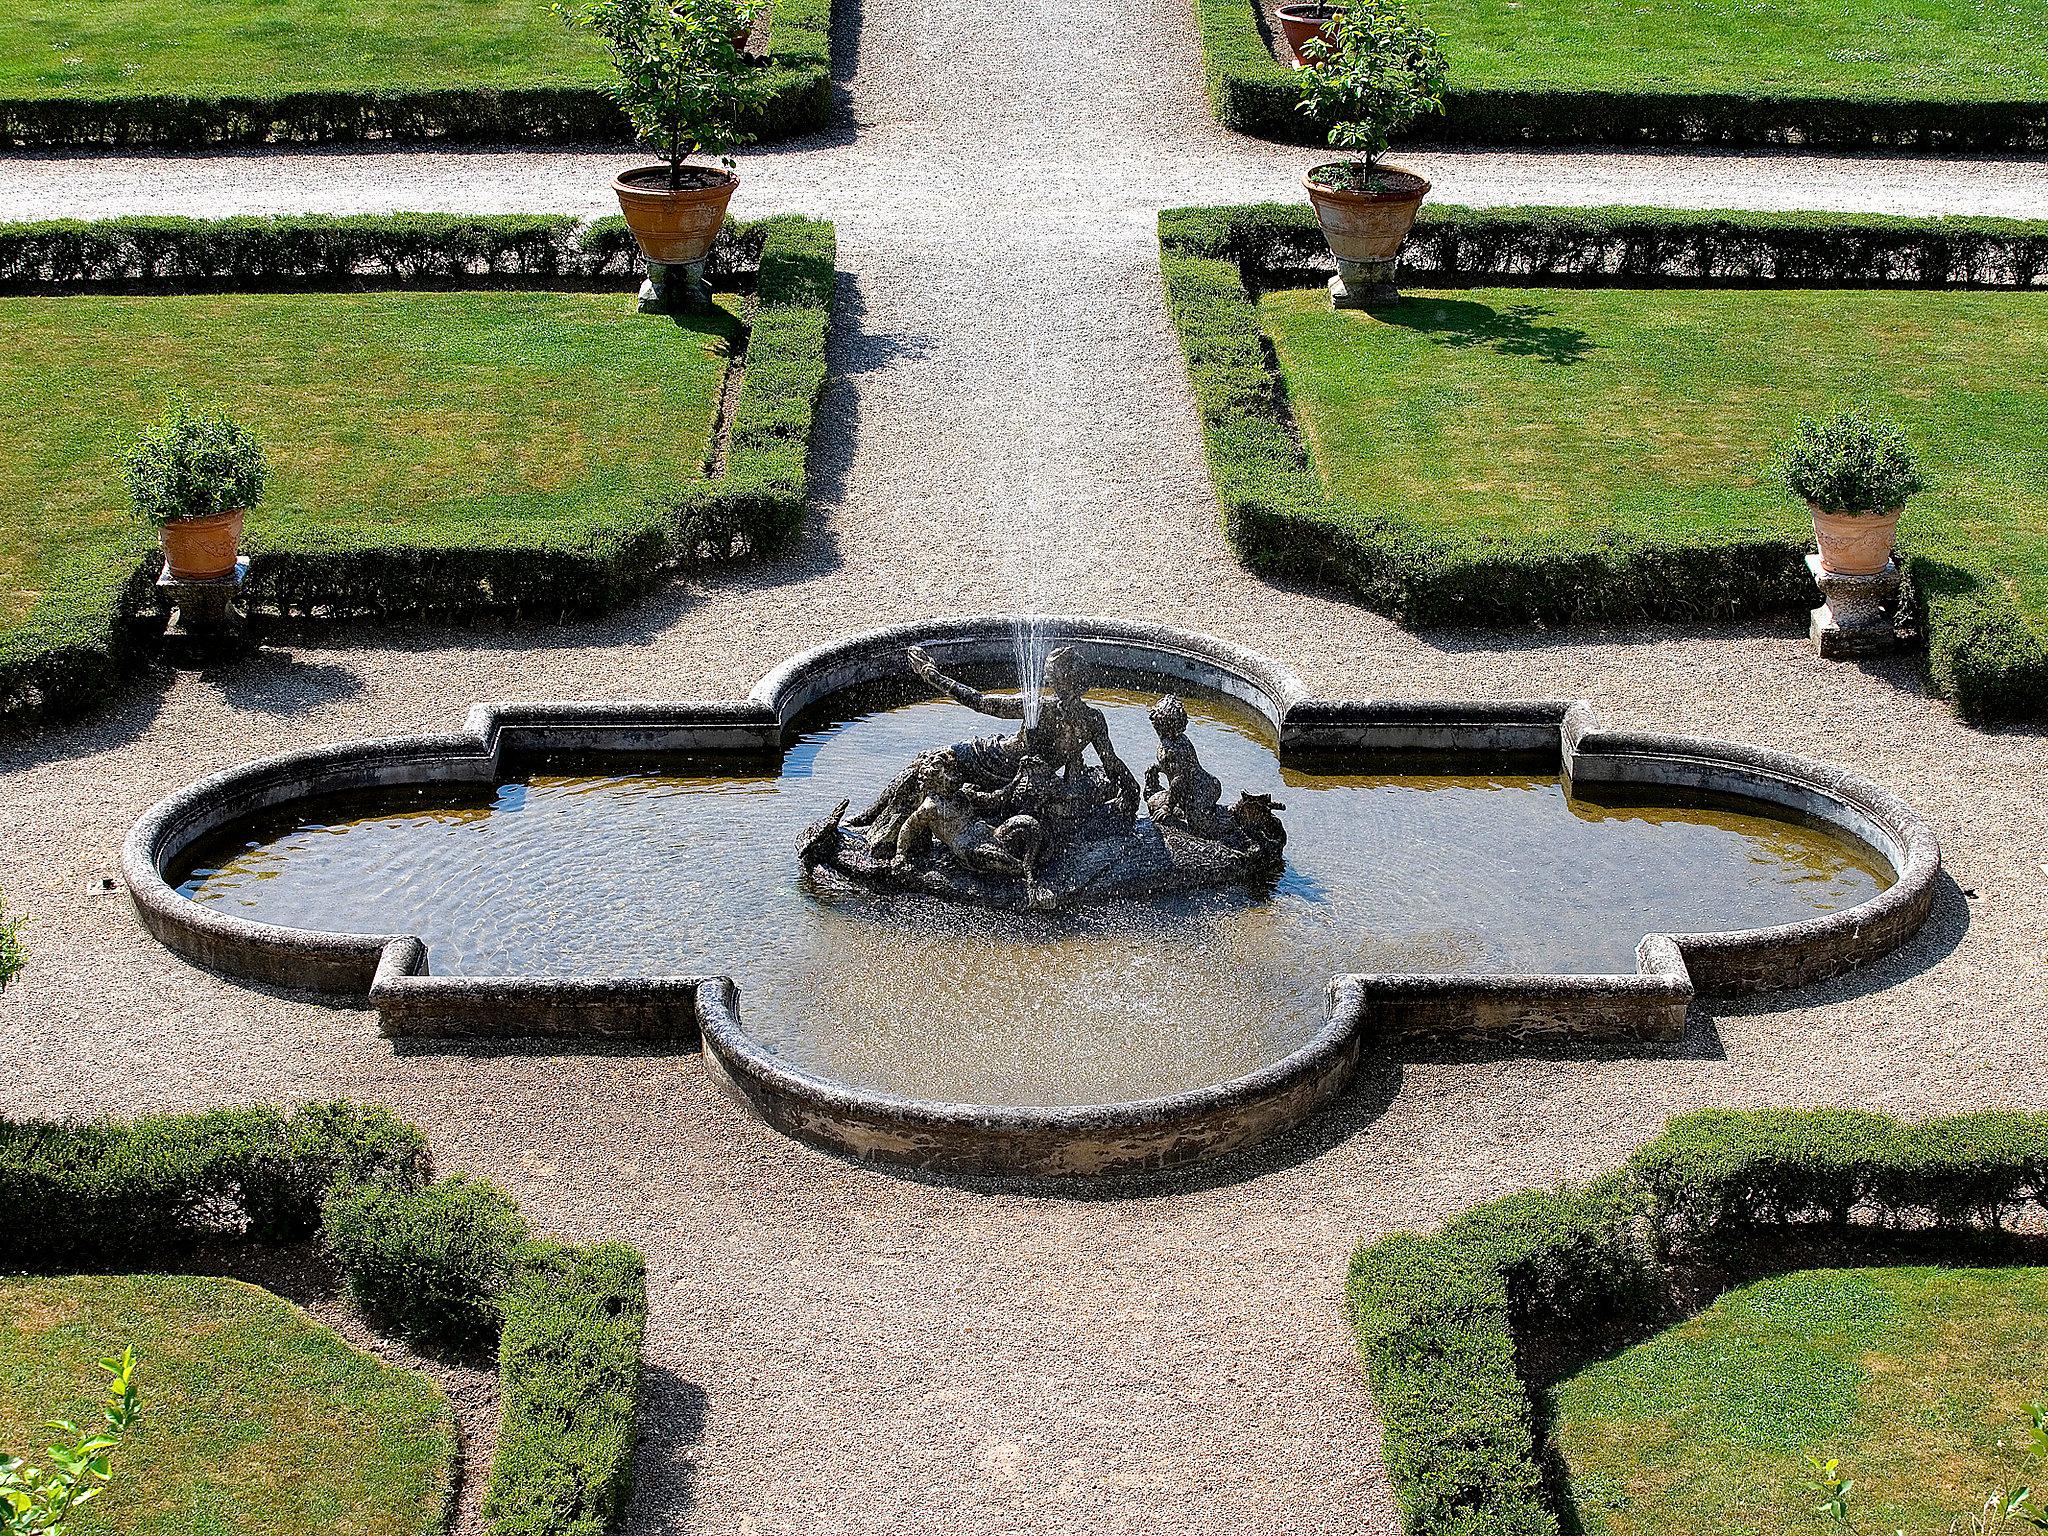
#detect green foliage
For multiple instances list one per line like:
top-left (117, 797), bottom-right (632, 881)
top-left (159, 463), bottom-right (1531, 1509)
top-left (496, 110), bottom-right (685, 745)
top-left (1296, 0), bottom-right (1446, 164)
top-left (1349, 1112), bottom-right (2048, 1536)
top-left (0, 897), bottom-right (21, 991)
top-left (123, 401), bottom-right (266, 527)
top-left (1807, 1403), bottom-right (2048, 1535)
top-left (1156, 202), bottom-right (2048, 725)
top-left (0, 1102), bottom-right (432, 1268)
top-left (1785, 410), bottom-right (1926, 514)
top-left (0, 213), bottom-right (834, 735)
top-left (484, 1241), bottom-right (648, 1536)
top-left (1630, 1109), bottom-right (2048, 1254)
top-left (0, 1347), bottom-right (138, 1536)
top-left (0, 1108), bottom-right (643, 1536)
top-left (1349, 1176), bottom-right (1656, 1536)
top-left (0, 0), bottom-right (834, 150)
top-left (1190, 0), bottom-right (2048, 148)
top-left (322, 1177), bottom-right (531, 1353)
top-left (559, 0), bottom-right (764, 175)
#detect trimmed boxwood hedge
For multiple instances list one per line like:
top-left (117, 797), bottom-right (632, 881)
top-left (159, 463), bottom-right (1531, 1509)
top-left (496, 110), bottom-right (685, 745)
top-left (0, 1101), bottom-right (649, 1536)
top-left (1159, 202), bottom-right (2048, 725)
top-left (0, 0), bottom-right (833, 149)
top-left (1193, 0), bottom-right (2048, 151)
top-left (0, 211), bottom-right (835, 731)
top-left (1349, 1108), bottom-right (2048, 1536)
top-left (486, 1240), bottom-right (649, 1536)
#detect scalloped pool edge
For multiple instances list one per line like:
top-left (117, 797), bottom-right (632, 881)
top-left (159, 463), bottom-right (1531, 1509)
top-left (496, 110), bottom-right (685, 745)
top-left (122, 615), bottom-right (1941, 1178)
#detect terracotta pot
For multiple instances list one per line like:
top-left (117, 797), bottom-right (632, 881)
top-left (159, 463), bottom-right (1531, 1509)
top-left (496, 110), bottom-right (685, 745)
top-left (1302, 162), bottom-right (1430, 265)
top-left (160, 509), bottom-right (244, 582)
top-left (1811, 504), bottom-right (1903, 576)
top-left (611, 164), bottom-right (739, 267)
top-left (1276, 3), bottom-right (1341, 65)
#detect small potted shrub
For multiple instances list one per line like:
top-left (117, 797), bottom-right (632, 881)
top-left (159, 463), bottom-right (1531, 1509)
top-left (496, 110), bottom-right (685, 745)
top-left (1296, 0), bottom-right (1447, 308)
top-left (126, 403), bottom-right (266, 582)
top-left (1276, 2), bottom-right (1343, 65)
top-left (561, 0), bottom-right (765, 313)
top-left (1784, 409), bottom-right (1926, 575)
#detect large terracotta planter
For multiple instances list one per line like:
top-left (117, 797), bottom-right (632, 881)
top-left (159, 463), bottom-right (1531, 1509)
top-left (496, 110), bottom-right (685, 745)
top-left (1303, 162), bottom-right (1430, 266)
top-left (1275, 2), bottom-right (1341, 64)
top-left (611, 164), bottom-right (739, 268)
top-left (1811, 504), bottom-right (1903, 575)
top-left (160, 509), bottom-right (244, 582)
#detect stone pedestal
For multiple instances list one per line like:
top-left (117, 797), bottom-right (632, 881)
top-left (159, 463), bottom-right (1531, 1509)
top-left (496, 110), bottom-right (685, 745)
top-left (1329, 256), bottom-right (1401, 309)
top-left (157, 557), bottom-right (251, 663)
top-left (637, 258), bottom-right (713, 315)
top-left (1807, 552), bottom-right (1900, 659)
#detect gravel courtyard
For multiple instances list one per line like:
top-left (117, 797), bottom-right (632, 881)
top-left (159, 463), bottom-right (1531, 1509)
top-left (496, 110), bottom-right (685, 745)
top-left (1, 0), bottom-right (2044, 1525)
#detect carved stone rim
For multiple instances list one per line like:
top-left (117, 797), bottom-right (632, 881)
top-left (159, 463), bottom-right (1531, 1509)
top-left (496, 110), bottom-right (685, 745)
top-left (120, 616), bottom-right (1942, 1179)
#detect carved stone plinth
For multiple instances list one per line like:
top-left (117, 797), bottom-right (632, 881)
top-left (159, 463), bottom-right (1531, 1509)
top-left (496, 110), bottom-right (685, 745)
top-left (637, 258), bottom-right (713, 315)
top-left (1329, 256), bottom-right (1401, 309)
top-left (1806, 552), bottom-right (1900, 659)
top-left (157, 557), bottom-right (251, 663)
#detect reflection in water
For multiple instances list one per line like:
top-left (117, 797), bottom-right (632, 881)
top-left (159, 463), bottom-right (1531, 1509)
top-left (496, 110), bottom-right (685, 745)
top-left (179, 691), bottom-right (1889, 1107)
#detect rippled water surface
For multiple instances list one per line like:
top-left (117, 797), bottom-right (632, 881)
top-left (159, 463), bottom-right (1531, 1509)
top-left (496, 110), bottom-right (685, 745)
top-left (179, 691), bottom-right (1890, 1105)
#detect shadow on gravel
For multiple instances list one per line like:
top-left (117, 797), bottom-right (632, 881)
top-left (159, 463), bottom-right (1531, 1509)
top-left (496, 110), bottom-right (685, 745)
top-left (1711, 867), bottom-right (1973, 1018)
top-left (205, 652), bottom-right (367, 716)
top-left (627, 1366), bottom-right (710, 1531)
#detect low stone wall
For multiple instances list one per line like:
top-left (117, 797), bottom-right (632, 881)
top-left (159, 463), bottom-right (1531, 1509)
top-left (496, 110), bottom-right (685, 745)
top-left (121, 616), bottom-right (1943, 1178)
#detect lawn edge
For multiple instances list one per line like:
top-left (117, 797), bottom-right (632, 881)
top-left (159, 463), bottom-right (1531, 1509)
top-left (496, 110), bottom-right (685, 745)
top-left (0, 0), bottom-right (832, 150)
top-left (1349, 1107), bottom-right (2048, 1536)
top-left (1195, 0), bottom-right (2048, 150)
top-left (0, 1102), bottom-right (649, 1536)
top-left (0, 211), bottom-right (838, 733)
top-left (1156, 201), bottom-right (2048, 726)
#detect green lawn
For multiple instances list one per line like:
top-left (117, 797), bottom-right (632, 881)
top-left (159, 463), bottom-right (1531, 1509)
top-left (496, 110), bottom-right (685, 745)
top-left (0, 1273), bottom-right (455, 1536)
top-left (1551, 1266), bottom-right (2048, 1536)
top-left (1261, 284), bottom-right (2048, 634)
top-left (1408, 0), bottom-right (2048, 101)
top-left (0, 289), bottom-right (737, 631)
top-left (0, 0), bottom-right (605, 99)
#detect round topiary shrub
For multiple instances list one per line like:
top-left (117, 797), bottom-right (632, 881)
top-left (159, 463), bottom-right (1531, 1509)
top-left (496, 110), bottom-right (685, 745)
top-left (322, 1174), bottom-right (530, 1352)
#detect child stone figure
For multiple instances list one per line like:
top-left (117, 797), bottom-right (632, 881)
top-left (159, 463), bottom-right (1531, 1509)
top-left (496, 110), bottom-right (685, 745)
top-left (1143, 695), bottom-right (1224, 836)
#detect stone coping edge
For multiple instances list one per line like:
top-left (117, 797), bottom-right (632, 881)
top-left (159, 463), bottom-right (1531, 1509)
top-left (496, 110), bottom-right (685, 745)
top-left (120, 617), bottom-right (1942, 1178)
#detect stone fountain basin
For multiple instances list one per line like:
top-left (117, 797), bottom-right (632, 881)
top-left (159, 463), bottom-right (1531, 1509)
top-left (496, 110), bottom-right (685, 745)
top-left (122, 617), bottom-right (1940, 1178)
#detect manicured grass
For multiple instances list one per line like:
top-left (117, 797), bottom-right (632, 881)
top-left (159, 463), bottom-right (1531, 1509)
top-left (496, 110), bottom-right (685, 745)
top-left (0, 1273), bottom-right (455, 1536)
top-left (1551, 1266), bottom-right (2048, 1536)
top-left (0, 0), bottom-right (606, 100)
top-left (1410, 0), bottom-right (2048, 103)
top-left (1262, 283), bottom-right (2048, 646)
top-left (0, 289), bottom-right (736, 631)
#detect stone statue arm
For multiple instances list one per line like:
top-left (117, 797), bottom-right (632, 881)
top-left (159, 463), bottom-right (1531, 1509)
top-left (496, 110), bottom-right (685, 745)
top-left (906, 645), bottom-right (1026, 721)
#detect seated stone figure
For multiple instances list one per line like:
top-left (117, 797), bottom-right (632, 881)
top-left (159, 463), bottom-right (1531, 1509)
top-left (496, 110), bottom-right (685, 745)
top-left (890, 753), bottom-right (1048, 886)
top-left (1143, 695), bottom-right (1224, 836)
top-left (851, 644), bottom-right (1140, 841)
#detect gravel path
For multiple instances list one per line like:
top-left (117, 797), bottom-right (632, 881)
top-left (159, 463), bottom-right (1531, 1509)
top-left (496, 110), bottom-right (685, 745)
top-left (2, 0), bottom-right (2046, 1530)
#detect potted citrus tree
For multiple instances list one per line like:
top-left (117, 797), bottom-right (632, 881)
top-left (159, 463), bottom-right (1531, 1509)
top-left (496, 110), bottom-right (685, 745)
top-left (561, 0), bottom-right (765, 313)
top-left (126, 403), bottom-right (266, 582)
top-left (1784, 409), bottom-right (1926, 575)
top-left (1296, 0), bottom-right (1447, 308)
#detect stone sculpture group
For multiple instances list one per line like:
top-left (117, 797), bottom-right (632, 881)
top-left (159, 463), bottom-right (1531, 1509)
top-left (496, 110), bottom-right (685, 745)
top-left (798, 644), bottom-right (1287, 911)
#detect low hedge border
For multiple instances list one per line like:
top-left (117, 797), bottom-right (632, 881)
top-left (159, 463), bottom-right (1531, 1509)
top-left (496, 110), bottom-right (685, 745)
top-left (1349, 1107), bottom-right (2048, 1536)
top-left (1194, 0), bottom-right (2048, 150)
top-left (0, 211), bottom-right (836, 729)
top-left (0, 1101), bottom-right (649, 1536)
top-left (1158, 202), bottom-right (2048, 724)
top-left (0, 0), bottom-right (833, 149)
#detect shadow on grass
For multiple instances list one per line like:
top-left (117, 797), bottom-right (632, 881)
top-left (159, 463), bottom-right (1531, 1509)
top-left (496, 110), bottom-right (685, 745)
top-left (1375, 296), bottom-right (1594, 366)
